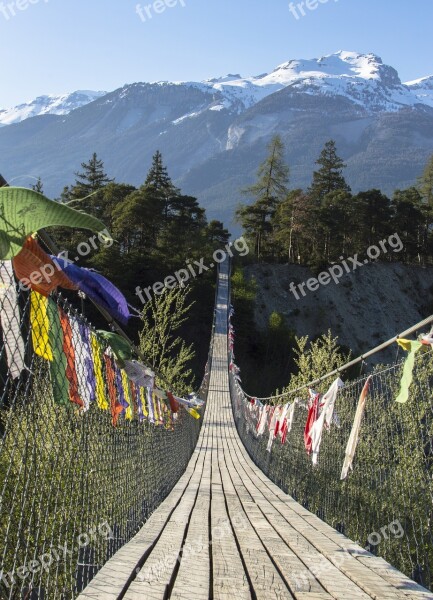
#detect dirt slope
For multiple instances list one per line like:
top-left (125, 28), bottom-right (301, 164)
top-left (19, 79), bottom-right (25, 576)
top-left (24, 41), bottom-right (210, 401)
top-left (244, 262), bottom-right (433, 364)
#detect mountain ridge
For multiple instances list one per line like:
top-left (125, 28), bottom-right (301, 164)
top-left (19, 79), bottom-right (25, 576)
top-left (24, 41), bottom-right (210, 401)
top-left (1, 50), bottom-right (433, 229)
top-left (2, 51), bottom-right (433, 127)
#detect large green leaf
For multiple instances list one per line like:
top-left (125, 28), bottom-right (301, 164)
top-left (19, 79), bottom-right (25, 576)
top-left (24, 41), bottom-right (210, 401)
top-left (0, 187), bottom-right (111, 258)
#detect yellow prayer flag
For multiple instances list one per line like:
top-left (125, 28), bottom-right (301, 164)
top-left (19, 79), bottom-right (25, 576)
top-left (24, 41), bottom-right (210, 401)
top-left (30, 291), bottom-right (53, 361)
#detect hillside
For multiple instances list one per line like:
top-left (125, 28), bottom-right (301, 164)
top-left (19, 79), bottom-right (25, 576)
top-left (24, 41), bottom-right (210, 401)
top-left (243, 261), bottom-right (433, 367)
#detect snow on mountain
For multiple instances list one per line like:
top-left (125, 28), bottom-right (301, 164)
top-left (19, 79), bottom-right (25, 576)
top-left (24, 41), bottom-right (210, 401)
top-left (192, 51), bottom-right (421, 114)
top-left (0, 90), bottom-right (106, 126)
top-left (2, 52), bottom-right (432, 129)
top-left (162, 51), bottom-right (428, 126)
top-left (405, 75), bottom-right (433, 108)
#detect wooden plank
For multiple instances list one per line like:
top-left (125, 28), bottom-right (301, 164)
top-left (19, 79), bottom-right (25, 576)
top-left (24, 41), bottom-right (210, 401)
top-left (123, 418), bottom-right (212, 599)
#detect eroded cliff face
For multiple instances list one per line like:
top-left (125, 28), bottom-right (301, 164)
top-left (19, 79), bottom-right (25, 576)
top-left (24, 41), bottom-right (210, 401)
top-left (244, 262), bottom-right (433, 364)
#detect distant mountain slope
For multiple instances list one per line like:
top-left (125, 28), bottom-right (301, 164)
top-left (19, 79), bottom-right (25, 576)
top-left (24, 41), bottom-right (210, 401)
top-left (1, 51), bottom-right (432, 229)
top-left (0, 91), bottom-right (106, 126)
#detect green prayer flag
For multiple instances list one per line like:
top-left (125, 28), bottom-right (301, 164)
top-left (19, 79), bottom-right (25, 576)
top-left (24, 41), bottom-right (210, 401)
top-left (47, 298), bottom-right (70, 406)
top-left (98, 331), bottom-right (133, 366)
top-left (0, 187), bottom-right (111, 259)
top-left (396, 340), bottom-right (423, 404)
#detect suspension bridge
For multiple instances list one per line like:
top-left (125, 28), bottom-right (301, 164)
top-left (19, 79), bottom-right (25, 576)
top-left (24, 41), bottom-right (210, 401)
top-left (73, 261), bottom-right (433, 600)
top-left (1, 180), bottom-right (433, 598)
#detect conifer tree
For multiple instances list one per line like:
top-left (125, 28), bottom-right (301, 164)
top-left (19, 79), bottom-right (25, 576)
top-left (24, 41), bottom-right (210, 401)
top-left (73, 153), bottom-right (112, 196)
top-left (71, 153), bottom-right (113, 218)
top-left (205, 220), bottom-right (230, 247)
top-left (309, 140), bottom-right (350, 202)
top-left (145, 150), bottom-right (179, 220)
top-left (31, 177), bottom-right (44, 194)
top-left (419, 153), bottom-right (433, 207)
top-left (236, 135), bottom-right (289, 260)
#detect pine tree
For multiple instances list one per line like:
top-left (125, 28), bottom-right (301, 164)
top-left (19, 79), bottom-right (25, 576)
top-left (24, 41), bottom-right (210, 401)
top-left (145, 150), bottom-right (173, 191)
top-left (236, 135), bottom-right (289, 260)
top-left (73, 153), bottom-right (112, 196)
top-left (205, 220), bottom-right (230, 247)
top-left (145, 150), bottom-right (179, 220)
top-left (419, 153), bottom-right (433, 207)
top-left (309, 140), bottom-right (350, 202)
top-left (352, 189), bottom-right (392, 249)
top-left (71, 153), bottom-right (113, 218)
top-left (31, 177), bottom-right (44, 194)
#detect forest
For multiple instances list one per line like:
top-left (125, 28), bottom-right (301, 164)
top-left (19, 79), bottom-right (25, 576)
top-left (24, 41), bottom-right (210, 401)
top-left (236, 136), bottom-right (433, 269)
top-left (33, 151), bottom-right (230, 387)
top-left (31, 137), bottom-right (433, 395)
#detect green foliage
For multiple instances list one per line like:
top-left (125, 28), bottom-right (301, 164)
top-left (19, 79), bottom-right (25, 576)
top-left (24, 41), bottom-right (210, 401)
top-left (240, 141), bottom-right (433, 268)
top-left (308, 139), bottom-right (351, 202)
top-left (236, 135), bottom-right (290, 261)
top-left (285, 330), bottom-right (351, 391)
top-left (139, 286), bottom-right (196, 395)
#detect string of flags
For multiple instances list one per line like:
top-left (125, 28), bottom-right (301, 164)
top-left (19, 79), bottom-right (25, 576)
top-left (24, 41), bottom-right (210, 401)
top-left (228, 305), bottom-right (433, 480)
top-left (0, 187), bottom-right (205, 426)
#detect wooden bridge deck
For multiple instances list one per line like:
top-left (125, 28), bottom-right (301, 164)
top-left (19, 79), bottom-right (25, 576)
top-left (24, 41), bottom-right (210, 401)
top-left (78, 263), bottom-right (433, 600)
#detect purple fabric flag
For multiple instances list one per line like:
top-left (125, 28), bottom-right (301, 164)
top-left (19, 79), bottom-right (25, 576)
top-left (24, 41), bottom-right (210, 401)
top-left (79, 322), bottom-right (97, 404)
top-left (51, 255), bottom-right (131, 325)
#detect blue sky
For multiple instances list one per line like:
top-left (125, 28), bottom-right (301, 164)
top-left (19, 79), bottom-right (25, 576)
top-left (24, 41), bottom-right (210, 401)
top-left (1, 0), bottom-right (432, 107)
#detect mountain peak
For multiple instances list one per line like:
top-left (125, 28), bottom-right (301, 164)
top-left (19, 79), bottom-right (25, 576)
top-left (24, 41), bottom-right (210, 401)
top-left (1, 51), bottom-right (432, 128)
top-left (0, 90), bottom-right (106, 126)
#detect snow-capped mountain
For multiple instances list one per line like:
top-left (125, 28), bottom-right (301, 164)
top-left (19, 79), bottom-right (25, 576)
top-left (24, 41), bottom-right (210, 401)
top-left (2, 51), bottom-right (432, 128)
top-left (0, 90), bottom-right (106, 126)
top-left (405, 75), bottom-right (433, 108)
top-left (1, 51), bottom-right (433, 228)
top-left (174, 51), bottom-right (428, 115)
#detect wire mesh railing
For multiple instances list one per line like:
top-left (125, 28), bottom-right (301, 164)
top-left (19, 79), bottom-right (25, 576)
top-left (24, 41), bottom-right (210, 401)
top-left (230, 346), bottom-right (433, 591)
top-left (0, 276), bottom-right (210, 599)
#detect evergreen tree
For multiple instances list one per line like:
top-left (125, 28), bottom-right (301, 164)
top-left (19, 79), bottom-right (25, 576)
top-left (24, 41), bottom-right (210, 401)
top-left (71, 153), bottom-right (113, 218)
top-left (352, 189), bottom-right (392, 249)
top-left (236, 135), bottom-right (290, 260)
top-left (158, 195), bottom-right (207, 263)
top-left (145, 150), bottom-right (174, 191)
top-left (204, 220), bottom-right (230, 248)
top-left (309, 140), bottom-right (351, 202)
top-left (419, 153), bottom-right (433, 207)
top-left (31, 177), bottom-right (44, 194)
top-left (112, 186), bottom-right (163, 253)
top-left (391, 188), bottom-right (424, 263)
top-left (73, 153), bottom-right (112, 196)
top-left (320, 189), bottom-right (354, 262)
top-left (145, 150), bottom-right (179, 220)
